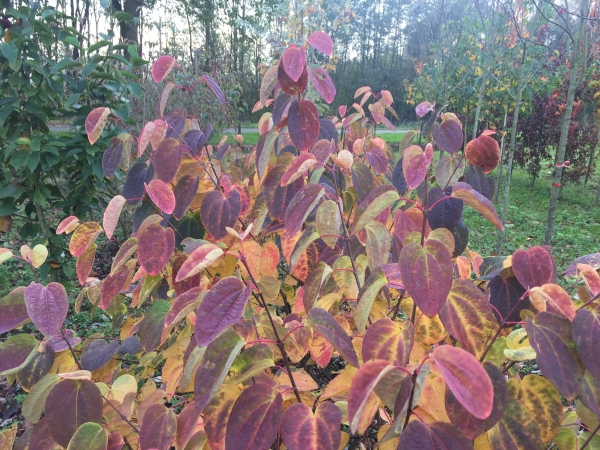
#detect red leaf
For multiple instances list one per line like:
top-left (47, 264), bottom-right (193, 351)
top-left (200, 189), bottom-right (241, 240)
top-left (578, 263), bottom-right (600, 295)
top-left (172, 175), bottom-right (200, 221)
top-left (100, 264), bottom-right (130, 309)
top-left (284, 184), bottom-right (325, 237)
top-left (24, 282), bottom-right (68, 337)
top-left (76, 243), bottom-right (96, 286)
top-left (56, 216), bottom-right (81, 235)
top-left (139, 403), bottom-right (177, 450)
top-left (402, 144), bottom-right (433, 189)
top-left (194, 277), bottom-right (251, 346)
top-left (85, 107), bottom-right (111, 145)
top-left (306, 307), bottom-right (359, 367)
top-left (573, 306), bottom-right (600, 381)
top-left (282, 44), bottom-right (307, 82)
top-left (102, 136), bottom-right (124, 179)
top-left (451, 182), bottom-right (503, 230)
top-left (526, 312), bottom-right (585, 400)
top-left (152, 55), bottom-right (176, 82)
top-left (432, 345), bottom-right (494, 420)
top-left (308, 67), bottom-right (336, 104)
top-left (512, 246), bottom-right (554, 289)
top-left (399, 241), bottom-right (453, 318)
top-left (465, 134), bottom-right (500, 174)
top-left (307, 30), bottom-right (334, 56)
top-left (44, 379), bottom-right (103, 447)
top-left (107, 432), bottom-right (124, 450)
top-left (154, 137), bottom-right (183, 183)
top-left (280, 153), bottom-right (317, 186)
top-left (281, 402), bottom-right (341, 450)
top-left (278, 59), bottom-right (308, 96)
top-left (398, 420), bottom-right (472, 450)
top-left (145, 179), bottom-right (176, 214)
top-left (138, 119), bottom-right (168, 157)
top-left (225, 383), bottom-right (283, 450)
top-left (137, 223), bottom-right (175, 276)
top-left (288, 99), bottom-right (320, 152)
top-left (200, 74), bottom-right (226, 110)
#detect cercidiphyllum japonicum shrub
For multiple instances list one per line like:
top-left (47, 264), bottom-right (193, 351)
top-left (2, 32), bottom-right (600, 450)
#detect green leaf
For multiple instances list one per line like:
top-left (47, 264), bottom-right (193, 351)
top-left (128, 81), bottom-right (141, 98)
top-left (65, 93), bottom-right (80, 109)
top-left (51, 59), bottom-right (81, 74)
top-left (0, 42), bottom-right (17, 64)
top-left (113, 11), bottom-right (134, 23)
top-left (62, 36), bottom-right (81, 48)
top-left (87, 40), bottom-right (110, 53)
top-left (67, 423), bottom-right (108, 450)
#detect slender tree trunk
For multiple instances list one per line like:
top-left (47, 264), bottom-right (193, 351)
top-left (496, 43), bottom-right (527, 253)
top-left (544, 0), bottom-right (589, 244)
top-left (585, 125), bottom-right (600, 185)
top-left (494, 103), bottom-right (509, 203)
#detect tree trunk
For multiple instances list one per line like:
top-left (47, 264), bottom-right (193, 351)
top-left (120, 0), bottom-right (139, 56)
top-left (494, 103), bottom-right (509, 203)
top-left (544, 0), bottom-right (589, 244)
top-left (496, 42), bottom-right (527, 253)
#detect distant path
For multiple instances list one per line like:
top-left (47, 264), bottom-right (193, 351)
top-left (223, 127), bottom-right (413, 134)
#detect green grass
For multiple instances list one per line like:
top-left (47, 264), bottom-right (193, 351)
top-left (462, 168), bottom-right (600, 271)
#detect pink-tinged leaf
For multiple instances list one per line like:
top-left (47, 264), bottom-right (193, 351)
top-left (195, 277), bottom-right (251, 346)
top-left (354, 86), bottom-right (371, 99)
top-left (76, 243), bottom-right (96, 286)
top-left (260, 65), bottom-right (279, 104)
top-left (564, 253), bottom-right (600, 277)
top-left (348, 360), bottom-right (405, 433)
top-left (369, 101), bottom-right (386, 124)
top-left (137, 223), bottom-right (175, 276)
top-left (578, 263), bottom-right (600, 295)
top-left (154, 137), bottom-right (183, 183)
top-left (111, 237), bottom-right (137, 272)
top-left (139, 403), bottom-right (176, 450)
top-left (415, 101), bottom-right (435, 118)
top-left (164, 286), bottom-right (203, 330)
top-left (351, 188), bottom-right (399, 234)
top-left (263, 164), bottom-right (305, 220)
top-left (225, 383), bottom-right (283, 450)
top-left (145, 179), bottom-right (175, 214)
top-left (446, 362), bottom-right (508, 440)
top-left (102, 136), bottom-right (124, 178)
top-left (288, 99), bottom-right (320, 152)
top-left (393, 209), bottom-right (421, 244)
top-left (465, 134), bottom-right (500, 174)
top-left (56, 216), bottom-right (81, 235)
top-left (573, 306), bottom-right (600, 383)
top-left (100, 264), bottom-right (129, 309)
top-left (138, 120), bottom-right (168, 157)
top-left (338, 105), bottom-right (347, 117)
top-left (451, 182), bottom-right (503, 230)
top-left (281, 401), bottom-right (341, 450)
top-left (398, 420), bottom-right (472, 450)
top-left (365, 148), bottom-right (388, 175)
top-left (152, 55), bottom-right (176, 82)
top-left (282, 44), bottom-right (307, 82)
top-left (529, 283), bottom-right (575, 320)
top-left (402, 144), bottom-right (433, 189)
top-left (307, 30), bottom-right (334, 56)
top-left (174, 401), bottom-right (203, 450)
top-left (0, 333), bottom-right (38, 375)
top-left (362, 318), bottom-right (412, 367)
top-left (380, 90), bottom-right (393, 107)
top-left (200, 74), bottom-right (226, 110)
top-left (399, 240), bottom-right (453, 318)
top-left (284, 184), bottom-right (325, 237)
top-left (24, 282), bottom-right (68, 337)
top-left (255, 127), bottom-right (278, 180)
top-left (432, 113), bottom-right (463, 154)
top-left (432, 345), bottom-right (493, 420)
top-left (107, 432), bottom-right (124, 450)
top-left (44, 379), bottom-right (103, 447)
top-left (103, 195), bottom-right (127, 240)
top-left (0, 287), bottom-right (30, 334)
top-left (306, 307), bottom-right (359, 367)
top-left (512, 246), bottom-right (553, 289)
top-left (526, 312), bottom-right (585, 400)
top-left (172, 175), bottom-right (200, 221)
top-left (176, 243), bottom-right (223, 283)
top-left (278, 60), bottom-right (308, 96)
top-left (158, 80), bottom-right (176, 118)
top-left (195, 329), bottom-right (245, 411)
top-left (311, 139), bottom-right (335, 164)
top-left (200, 189), bottom-right (241, 240)
top-left (308, 67), bottom-right (336, 104)
top-left (281, 154), bottom-right (317, 186)
top-left (85, 107), bottom-right (111, 145)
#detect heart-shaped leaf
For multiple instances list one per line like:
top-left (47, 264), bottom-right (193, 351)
top-left (24, 282), bottom-right (69, 337)
top-left (154, 137), bottom-right (183, 183)
top-left (175, 243), bottom-right (223, 283)
top-left (362, 318), bottom-right (413, 367)
top-left (145, 179), bottom-right (175, 214)
top-left (432, 345), bottom-right (493, 420)
top-left (194, 277), bottom-right (251, 346)
top-left (399, 240), bottom-right (453, 318)
top-left (281, 402), bottom-right (341, 450)
top-left (306, 307), bottom-right (359, 367)
top-left (80, 339), bottom-right (119, 372)
top-left (69, 222), bottom-right (103, 257)
top-left (402, 144), bottom-right (433, 189)
top-left (201, 189), bottom-right (241, 240)
top-left (465, 134), bottom-right (500, 174)
top-left (431, 113), bottom-right (463, 154)
top-left (137, 223), bottom-right (175, 276)
top-left (512, 246), bottom-right (554, 289)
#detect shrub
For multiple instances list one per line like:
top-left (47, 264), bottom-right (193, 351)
top-left (1, 32), bottom-right (600, 450)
